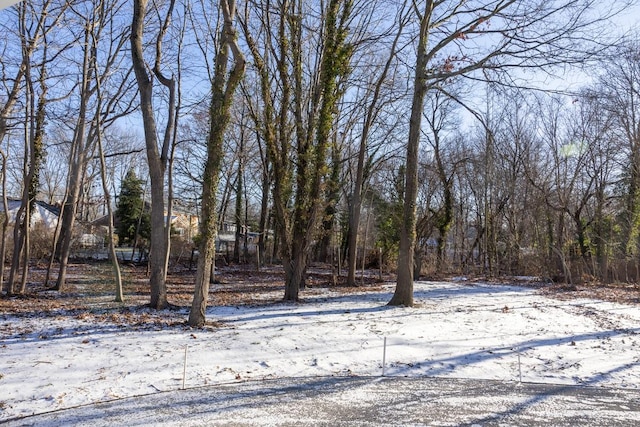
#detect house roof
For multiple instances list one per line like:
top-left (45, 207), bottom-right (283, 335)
top-left (0, 199), bottom-right (61, 229)
top-left (35, 200), bottom-right (61, 217)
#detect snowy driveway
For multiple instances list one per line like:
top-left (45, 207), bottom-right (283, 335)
top-left (5, 376), bottom-right (640, 426)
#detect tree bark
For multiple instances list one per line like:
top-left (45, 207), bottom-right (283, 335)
top-left (389, 3), bottom-right (432, 307)
top-left (131, 0), bottom-right (178, 309)
top-left (189, 0), bottom-right (245, 327)
top-left (283, 0), bottom-right (353, 301)
top-left (54, 22), bottom-right (94, 290)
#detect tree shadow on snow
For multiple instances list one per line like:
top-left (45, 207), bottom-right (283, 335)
top-left (2, 376), bottom-right (374, 425)
top-left (387, 327), bottom-right (640, 379)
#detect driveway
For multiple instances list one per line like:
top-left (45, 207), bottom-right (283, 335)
top-left (4, 376), bottom-right (640, 426)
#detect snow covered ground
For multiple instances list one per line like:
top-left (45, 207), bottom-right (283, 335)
top-left (2, 280), bottom-right (640, 422)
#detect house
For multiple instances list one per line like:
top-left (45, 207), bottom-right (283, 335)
top-left (90, 205), bottom-right (200, 243)
top-left (1, 199), bottom-right (107, 250)
top-left (168, 211), bottom-right (199, 240)
top-left (0, 199), bottom-right (61, 230)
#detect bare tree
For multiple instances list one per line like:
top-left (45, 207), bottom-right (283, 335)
top-left (596, 40), bottom-right (640, 268)
top-left (6, 0), bottom-right (67, 295)
top-left (189, 0), bottom-right (245, 328)
top-left (520, 93), bottom-right (612, 284)
top-left (576, 93), bottom-right (617, 281)
top-left (242, 0), bottom-right (355, 301)
top-left (90, 0), bottom-right (126, 302)
top-left (131, 0), bottom-right (178, 309)
top-left (345, 2), bottom-right (409, 287)
top-left (54, 0), bottom-right (133, 291)
top-left (390, 0), bottom-right (628, 306)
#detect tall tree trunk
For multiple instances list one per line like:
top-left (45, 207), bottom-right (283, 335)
top-left (241, 9), bottom-right (287, 271)
top-left (257, 135), bottom-right (270, 268)
top-left (283, 0), bottom-right (353, 301)
top-left (53, 125), bottom-right (91, 291)
top-left (21, 76), bottom-right (46, 295)
top-left (0, 59), bottom-right (23, 293)
top-left (594, 185), bottom-right (607, 282)
top-left (233, 136), bottom-right (244, 263)
top-left (217, 166), bottom-right (234, 226)
top-left (131, 0), bottom-right (177, 309)
top-left (318, 137), bottom-right (341, 263)
top-left (92, 30), bottom-right (123, 303)
top-left (99, 149), bottom-right (123, 302)
top-left (0, 149), bottom-right (8, 293)
top-left (9, 32), bottom-right (48, 295)
top-left (0, 45), bottom-right (27, 254)
top-left (54, 5), bottom-right (106, 291)
top-left (189, 0), bottom-right (245, 327)
top-left (19, 205), bottom-right (31, 294)
top-left (286, 0), bottom-right (312, 301)
top-left (390, 3), bottom-right (432, 307)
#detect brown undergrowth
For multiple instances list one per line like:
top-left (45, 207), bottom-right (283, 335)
top-left (1, 263), bottom-right (638, 328)
top-left (0, 263), bottom-right (391, 328)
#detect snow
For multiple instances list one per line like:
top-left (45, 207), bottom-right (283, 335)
top-left (2, 280), bottom-right (640, 422)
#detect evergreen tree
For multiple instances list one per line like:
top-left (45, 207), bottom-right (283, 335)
top-left (116, 169), bottom-right (150, 245)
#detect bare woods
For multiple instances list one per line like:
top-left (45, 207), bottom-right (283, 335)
top-left (1, 1), bottom-right (638, 317)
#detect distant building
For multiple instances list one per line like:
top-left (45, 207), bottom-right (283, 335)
top-left (168, 211), bottom-right (199, 240)
top-left (0, 199), bottom-right (61, 230)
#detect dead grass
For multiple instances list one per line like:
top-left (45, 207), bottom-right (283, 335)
top-left (2, 263), bottom-right (638, 328)
top-left (0, 262), bottom-right (391, 328)
top-left (541, 281), bottom-right (640, 305)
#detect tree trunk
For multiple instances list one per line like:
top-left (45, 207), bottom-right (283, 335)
top-left (54, 7), bottom-right (110, 291)
top-left (93, 34), bottom-right (124, 302)
top-left (318, 139), bottom-right (341, 264)
top-left (257, 149), bottom-right (270, 268)
top-left (284, 246), bottom-right (306, 301)
top-left (189, 0), bottom-right (245, 327)
top-left (131, 0), bottom-right (178, 309)
top-left (389, 4), bottom-right (432, 307)
top-left (0, 150), bottom-right (7, 293)
top-left (233, 137), bottom-right (244, 264)
top-left (9, 40), bottom-right (47, 295)
top-left (0, 66), bottom-right (22, 293)
top-left (102, 174), bottom-right (123, 302)
top-left (148, 163), bottom-right (169, 309)
top-left (189, 173), bottom-right (217, 326)
top-left (7, 215), bottom-right (25, 295)
top-left (54, 142), bottom-right (90, 290)
top-left (19, 205), bottom-right (31, 294)
top-left (283, 0), bottom-right (353, 301)
top-left (0, 12), bottom-right (28, 292)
